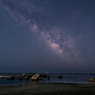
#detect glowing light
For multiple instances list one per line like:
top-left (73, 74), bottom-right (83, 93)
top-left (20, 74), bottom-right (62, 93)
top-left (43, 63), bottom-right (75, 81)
top-left (48, 40), bottom-right (63, 54)
top-left (51, 42), bottom-right (59, 48)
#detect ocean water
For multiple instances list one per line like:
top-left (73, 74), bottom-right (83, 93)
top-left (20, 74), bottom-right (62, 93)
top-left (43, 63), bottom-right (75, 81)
top-left (0, 73), bottom-right (95, 86)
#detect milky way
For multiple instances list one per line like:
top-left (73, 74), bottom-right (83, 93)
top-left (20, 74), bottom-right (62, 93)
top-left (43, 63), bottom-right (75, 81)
top-left (1, 0), bottom-right (95, 72)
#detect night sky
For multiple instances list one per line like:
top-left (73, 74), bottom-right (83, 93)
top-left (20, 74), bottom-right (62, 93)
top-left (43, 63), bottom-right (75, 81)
top-left (0, 0), bottom-right (95, 73)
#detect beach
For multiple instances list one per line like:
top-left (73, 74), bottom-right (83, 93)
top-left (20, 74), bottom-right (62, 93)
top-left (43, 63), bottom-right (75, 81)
top-left (0, 82), bottom-right (95, 95)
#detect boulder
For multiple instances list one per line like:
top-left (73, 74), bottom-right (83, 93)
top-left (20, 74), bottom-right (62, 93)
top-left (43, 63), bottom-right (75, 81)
top-left (31, 73), bottom-right (40, 81)
top-left (25, 77), bottom-right (29, 80)
top-left (57, 75), bottom-right (63, 79)
top-left (39, 78), bottom-right (43, 81)
top-left (39, 75), bottom-right (47, 78)
top-left (17, 76), bottom-right (23, 80)
top-left (7, 75), bottom-right (15, 80)
top-left (21, 73), bottom-right (25, 77)
top-left (27, 73), bottom-right (34, 77)
top-left (87, 78), bottom-right (95, 82)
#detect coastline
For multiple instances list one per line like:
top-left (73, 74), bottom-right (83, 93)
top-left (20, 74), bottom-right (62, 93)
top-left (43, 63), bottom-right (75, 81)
top-left (0, 82), bottom-right (95, 95)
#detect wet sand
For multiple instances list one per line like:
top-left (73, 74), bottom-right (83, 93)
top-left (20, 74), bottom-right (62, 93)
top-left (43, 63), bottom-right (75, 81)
top-left (0, 82), bottom-right (95, 95)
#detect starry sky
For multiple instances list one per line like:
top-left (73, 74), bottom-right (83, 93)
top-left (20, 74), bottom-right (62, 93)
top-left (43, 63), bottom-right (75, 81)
top-left (0, 0), bottom-right (95, 73)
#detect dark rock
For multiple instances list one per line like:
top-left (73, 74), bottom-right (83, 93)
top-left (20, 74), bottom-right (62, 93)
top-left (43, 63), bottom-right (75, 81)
top-left (39, 78), bottom-right (43, 81)
top-left (39, 75), bottom-right (47, 78)
top-left (57, 75), bottom-right (63, 79)
top-left (25, 77), bottom-right (29, 80)
top-left (21, 73), bottom-right (25, 77)
top-left (17, 76), bottom-right (23, 80)
top-left (27, 73), bottom-right (34, 77)
top-left (7, 75), bottom-right (15, 80)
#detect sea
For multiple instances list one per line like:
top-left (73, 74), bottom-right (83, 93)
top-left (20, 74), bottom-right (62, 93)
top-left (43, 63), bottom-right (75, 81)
top-left (0, 73), bottom-right (95, 86)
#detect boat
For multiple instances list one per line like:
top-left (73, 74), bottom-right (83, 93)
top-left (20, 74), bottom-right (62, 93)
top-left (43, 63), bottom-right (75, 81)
top-left (87, 78), bottom-right (95, 82)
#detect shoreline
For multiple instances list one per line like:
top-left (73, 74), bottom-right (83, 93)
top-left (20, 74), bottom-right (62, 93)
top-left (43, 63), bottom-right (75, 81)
top-left (0, 81), bottom-right (91, 87)
top-left (0, 82), bottom-right (95, 95)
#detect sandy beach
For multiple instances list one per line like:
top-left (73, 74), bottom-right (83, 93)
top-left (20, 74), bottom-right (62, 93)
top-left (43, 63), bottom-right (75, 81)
top-left (0, 82), bottom-right (95, 95)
